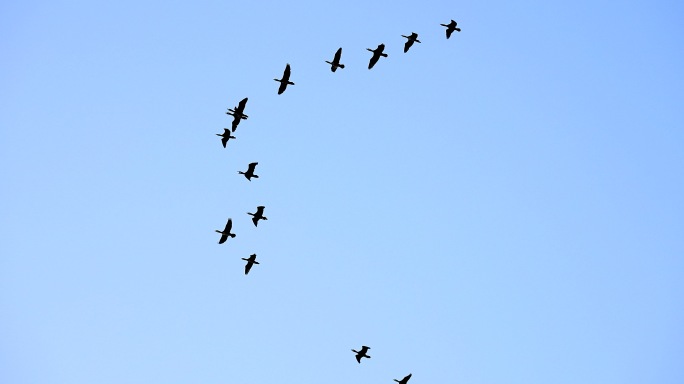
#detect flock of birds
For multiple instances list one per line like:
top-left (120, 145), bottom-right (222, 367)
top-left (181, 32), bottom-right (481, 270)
top-left (214, 18), bottom-right (462, 383)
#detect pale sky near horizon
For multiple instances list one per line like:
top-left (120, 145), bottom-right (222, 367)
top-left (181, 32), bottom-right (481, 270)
top-left (1, 1), bottom-right (683, 383)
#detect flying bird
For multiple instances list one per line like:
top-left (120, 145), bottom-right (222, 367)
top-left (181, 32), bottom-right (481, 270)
top-left (226, 97), bottom-right (248, 132)
top-left (274, 64), bottom-right (295, 94)
top-left (367, 44), bottom-right (388, 69)
top-left (325, 48), bottom-right (345, 72)
top-left (351, 346), bottom-right (371, 363)
top-left (216, 128), bottom-right (236, 148)
top-left (440, 19), bottom-right (461, 39)
top-left (401, 32), bottom-right (421, 52)
top-left (394, 374), bottom-right (412, 384)
top-left (241, 254), bottom-right (260, 275)
top-left (215, 218), bottom-right (236, 244)
top-left (247, 206), bottom-right (268, 227)
top-left (238, 162), bottom-right (259, 181)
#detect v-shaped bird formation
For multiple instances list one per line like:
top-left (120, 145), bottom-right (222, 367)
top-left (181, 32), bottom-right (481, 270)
top-left (212, 19), bottom-right (461, 383)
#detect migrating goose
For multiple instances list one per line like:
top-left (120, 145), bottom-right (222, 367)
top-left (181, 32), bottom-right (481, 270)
top-left (367, 44), bottom-right (388, 69)
top-left (274, 64), bottom-right (295, 94)
top-left (241, 253), bottom-right (260, 275)
top-left (401, 32), bottom-right (421, 52)
top-left (247, 206), bottom-right (268, 227)
top-left (440, 20), bottom-right (461, 39)
top-left (394, 374), bottom-right (412, 384)
top-left (351, 346), bottom-right (371, 363)
top-left (216, 128), bottom-right (236, 148)
top-left (238, 162), bottom-right (259, 181)
top-left (226, 97), bottom-right (248, 132)
top-left (325, 48), bottom-right (345, 72)
top-left (215, 218), bottom-right (236, 244)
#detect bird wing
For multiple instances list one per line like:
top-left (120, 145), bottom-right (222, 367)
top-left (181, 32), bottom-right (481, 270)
top-left (283, 64), bottom-right (291, 80)
top-left (252, 216), bottom-right (259, 226)
top-left (256, 206), bottom-right (265, 215)
top-left (334, 48), bottom-right (342, 62)
top-left (221, 136), bottom-right (228, 147)
top-left (404, 40), bottom-right (412, 52)
top-left (368, 53), bottom-right (379, 69)
top-left (225, 219), bottom-right (233, 232)
top-left (355, 354), bottom-right (362, 363)
top-left (361, 346), bottom-right (369, 353)
top-left (248, 162), bottom-right (257, 172)
top-left (244, 261), bottom-right (252, 274)
top-left (218, 233), bottom-right (228, 244)
top-left (278, 82), bottom-right (287, 94)
top-left (237, 97), bottom-right (248, 111)
top-left (405, 374), bottom-right (412, 382)
top-left (446, 29), bottom-right (453, 39)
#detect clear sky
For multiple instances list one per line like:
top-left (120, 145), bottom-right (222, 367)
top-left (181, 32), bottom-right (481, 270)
top-left (1, 1), bottom-right (683, 383)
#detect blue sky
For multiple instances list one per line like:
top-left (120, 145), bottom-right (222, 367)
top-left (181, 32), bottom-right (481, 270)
top-left (1, 1), bottom-right (683, 383)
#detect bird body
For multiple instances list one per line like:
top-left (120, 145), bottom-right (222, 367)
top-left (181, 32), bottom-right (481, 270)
top-left (241, 254), bottom-right (260, 275)
top-left (325, 48), bottom-right (345, 72)
top-left (247, 206), bottom-right (268, 227)
top-left (216, 128), bottom-right (236, 148)
top-left (351, 346), bottom-right (371, 363)
top-left (367, 44), bottom-right (388, 69)
top-left (274, 64), bottom-right (295, 94)
top-left (238, 162), bottom-right (259, 181)
top-left (440, 19), bottom-right (461, 39)
top-left (401, 32), bottom-right (421, 52)
top-left (226, 97), bottom-right (248, 132)
top-left (215, 219), bottom-right (236, 244)
top-left (394, 374), bottom-right (412, 384)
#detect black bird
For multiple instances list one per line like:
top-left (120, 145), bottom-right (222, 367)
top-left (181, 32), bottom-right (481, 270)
top-left (325, 48), bottom-right (345, 72)
top-left (216, 128), bottom-right (236, 148)
top-left (241, 253), bottom-right (260, 275)
top-left (440, 19), bottom-right (461, 39)
top-left (226, 97), bottom-right (249, 132)
top-left (351, 346), bottom-right (371, 363)
top-left (247, 206), bottom-right (268, 227)
top-left (238, 162), bottom-right (259, 181)
top-left (367, 44), bottom-right (388, 69)
top-left (274, 64), bottom-right (295, 94)
top-left (215, 218), bottom-right (236, 244)
top-left (394, 374), bottom-right (412, 384)
top-left (401, 32), bottom-right (421, 52)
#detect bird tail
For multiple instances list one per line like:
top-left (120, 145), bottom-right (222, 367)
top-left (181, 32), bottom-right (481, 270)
top-left (288, 81), bottom-right (295, 85)
top-left (254, 261), bottom-right (260, 264)
top-left (253, 175), bottom-right (259, 178)
top-left (262, 217), bottom-right (268, 220)
top-left (381, 53), bottom-right (388, 57)
top-left (455, 27), bottom-right (461, 32)
top-left (338, 64), bottom-right (345, 69)
top-left (230, 233), bottom-right (236, 238)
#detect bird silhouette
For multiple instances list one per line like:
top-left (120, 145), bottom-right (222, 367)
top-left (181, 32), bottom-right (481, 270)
top-left (215, 218), bottom-right (236, 244)
top-left (226, 97), bottom-right (248, 132)
top-left (216, 128), bottom-right (236, 148)
top-left (274, 64), bottom-right (295, 94)
top-left (247, 206), bottom-right (268, 227)
top-left (367, 44), bottom-right (388, 69)
top-left (325, 48), bottom-right (345, 72)
top-left (241, 254), bottom-right (260, 275)
top-left (238, 162), bottom-right (259, 181)
top-left (351, 346), bottom-right (371, 363)
top-left (401, 32), bottom-right (421, 52)
top-left (394, 374), bottom-right (412, 384)
top-left (440, 19), bottom-right (461, 39)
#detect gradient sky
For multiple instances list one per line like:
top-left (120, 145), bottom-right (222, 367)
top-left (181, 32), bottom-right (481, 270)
top-left (2, 1), bottom-right (683, 383)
